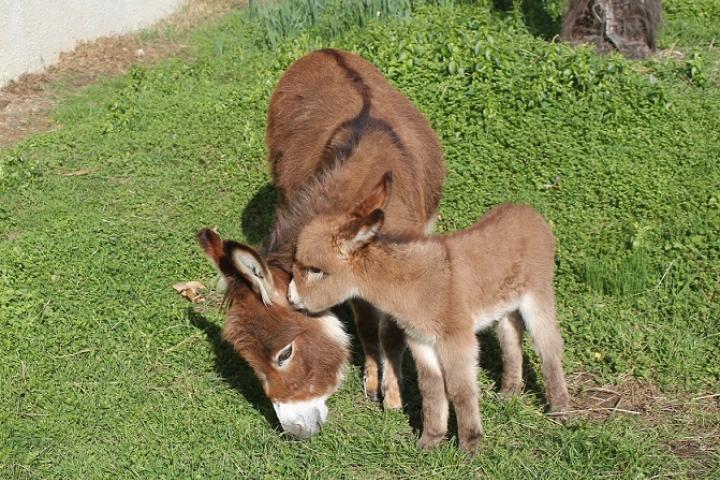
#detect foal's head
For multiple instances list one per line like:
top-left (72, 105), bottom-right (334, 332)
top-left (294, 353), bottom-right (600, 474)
top-left (288, 172), bottom-right (392, 314)
top-left (196, 229), bottom-right (349, 439)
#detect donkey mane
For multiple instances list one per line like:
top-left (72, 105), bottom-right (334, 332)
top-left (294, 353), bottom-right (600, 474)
top-left (263, 48), bottom-right (412, 272)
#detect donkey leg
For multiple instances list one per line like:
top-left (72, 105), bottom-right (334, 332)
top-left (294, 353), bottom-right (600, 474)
top-left (519, 292), bottom-right (570, 416)
top-left (406, 338), bottom-right (449, 451)
top-left (380, 315), bottom-right (407, 409)
top-left (436, 334), bottom-right (483, 454)
top-left (350, 299), bottom-right (382, 403)
top-left (496, 312), bottom-right (525, 396)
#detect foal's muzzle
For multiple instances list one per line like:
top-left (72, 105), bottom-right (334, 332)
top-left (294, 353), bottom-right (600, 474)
top-left (273, 397), bottom-right (329, 439)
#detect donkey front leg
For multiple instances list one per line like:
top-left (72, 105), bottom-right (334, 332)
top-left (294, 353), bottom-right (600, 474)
top-left (379, 315), bottom-right (406, 409)
top-left (406, 338), bottom-right (449, 450)
top-left (519, 292), bottom-right (570, 417)
top-left (436, 334), bottom-right (484, 453)
top-left (350, 299), bottom-right (383, 402)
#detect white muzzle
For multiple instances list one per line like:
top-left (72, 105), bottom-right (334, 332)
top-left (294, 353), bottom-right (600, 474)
top-left (273, 396), bottom-right (328, 439)
top-left (287, 279), bottom-right (306, 310)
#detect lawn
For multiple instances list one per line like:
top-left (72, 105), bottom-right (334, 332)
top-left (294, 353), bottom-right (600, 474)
top-left (1, 0), bottom-right (719, 477)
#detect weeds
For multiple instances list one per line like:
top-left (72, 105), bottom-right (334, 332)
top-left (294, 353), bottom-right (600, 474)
top-left (1, 0), bottom-right (719, 477)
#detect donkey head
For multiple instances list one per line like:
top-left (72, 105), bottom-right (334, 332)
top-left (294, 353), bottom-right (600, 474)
top-left (288, 172), bottom-right (392, 314)
top-left (196, 229), bottom-right (349, 439)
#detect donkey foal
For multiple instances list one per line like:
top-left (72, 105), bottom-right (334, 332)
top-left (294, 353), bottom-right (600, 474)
top-left (287, 173), bottom-right (570, 453)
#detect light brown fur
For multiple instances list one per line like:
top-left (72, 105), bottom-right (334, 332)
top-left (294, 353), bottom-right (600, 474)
top-left (197, 49), bottom-right (445, 437)
top-left (289, 176), bottom-right (570, 452)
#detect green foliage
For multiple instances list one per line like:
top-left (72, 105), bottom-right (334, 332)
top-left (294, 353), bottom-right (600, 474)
top-left (247, 0), bottom-right (418, 48)
top-left (1, 0), bottom-right (719, 477)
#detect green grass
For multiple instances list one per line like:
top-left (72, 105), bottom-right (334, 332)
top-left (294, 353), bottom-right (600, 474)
top-left (2, 0), bottom-right (719, 477)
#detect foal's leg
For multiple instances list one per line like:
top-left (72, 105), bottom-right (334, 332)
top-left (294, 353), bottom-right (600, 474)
top-left (350, 299), bottom-right (382, 402)
top-left (406, 338), bottom-right (449, 450)
top-left (496, 312), bottom-right (525, 395)
top-left (519, 292), bottom-right (570, 416)
top-left (436, 333), bottom-right (484, 453)
top-left (379, 315), bottom-right (406, 409)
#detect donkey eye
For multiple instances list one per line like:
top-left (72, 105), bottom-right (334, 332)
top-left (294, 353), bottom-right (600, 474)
top-left (305, 267), bottom-right (326, 280)
top-left (277, 344), bottom-right (293, 366)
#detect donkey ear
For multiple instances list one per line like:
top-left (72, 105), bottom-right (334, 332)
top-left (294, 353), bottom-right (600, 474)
top-left (228, 244), bottom-right (279, 306)
top-left (351, 171), bottom-right (393, 218)
top-left (339, 208), bottom-right (384, 256)
top-left (197, 228), bottom-right (226, 272)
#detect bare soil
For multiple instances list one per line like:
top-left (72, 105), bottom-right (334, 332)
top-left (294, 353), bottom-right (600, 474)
top-left (0, 0), bottom-right (244, 148)
top-left (568, 372), bottom-right (719, 468)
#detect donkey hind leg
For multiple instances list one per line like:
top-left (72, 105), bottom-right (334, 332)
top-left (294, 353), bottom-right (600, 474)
top-left (496, 312), bottom-right (525, 396)
top-left (379, 315), bottom-right (406, 409)
top-left (406, 339), bottom-right (449, 451)
top-left (350, 299), bottom-right (382, 403)
top-left (436, 334), bottom-right (484, 454)
top-left (519, 292), bottom-right (570, 417)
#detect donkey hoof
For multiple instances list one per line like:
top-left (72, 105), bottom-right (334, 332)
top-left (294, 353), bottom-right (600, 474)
top-left (417, 433), bottom-right (444, 451)
top-left (548, 397), bottom-right (571, 422)
top-left (363, 377), bottom-right (381, 403)
top-left (382, 391), bottom-right (403, 410)
top-left (499, 382), bottom-right (524, 397)
top-left (548, 407), bottom-right (571, 423)
top-left (459, 429), bottom-right (483, 454)
top-left (365, 391), bottom-right (381, 403)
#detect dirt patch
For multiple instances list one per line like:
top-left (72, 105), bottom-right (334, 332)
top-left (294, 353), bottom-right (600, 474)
top-left (567, 372), bottom-right (719, 469)
top-left (0, 0), bottom-right (244, 148)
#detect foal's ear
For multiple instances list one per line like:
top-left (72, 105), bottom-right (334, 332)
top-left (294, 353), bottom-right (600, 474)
top-left (338, 208), bottom-right (385, 256)
top-left (351, 171), bottom-right (393, 218)
top-left (228, 243), bottom-right (279, 306)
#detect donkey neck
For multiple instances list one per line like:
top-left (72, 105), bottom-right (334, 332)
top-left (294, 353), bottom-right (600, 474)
top-left (264, 132), bottom-right (412, 273)
top-left (358, 238), bottom-right (450, 325)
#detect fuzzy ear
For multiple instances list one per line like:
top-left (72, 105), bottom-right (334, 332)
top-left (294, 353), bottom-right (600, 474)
top-left (351, 171), bottom-right (393, 219)
top-left (227, 243), bottom-right (278, 306)
top-left (196, 229), bottom-right (280, 306)
top-left (338, 208), bottom-right (384, 256)
top-left (197, 228), bottom-right (227, 273)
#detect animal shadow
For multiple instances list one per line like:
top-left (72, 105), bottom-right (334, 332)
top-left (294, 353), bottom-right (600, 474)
top-left (186, 307), bottom-right (281, 431)
top-left (240, 182), bottom-right (278, 245)
top-left (476, 330), bottom-right (545, 406)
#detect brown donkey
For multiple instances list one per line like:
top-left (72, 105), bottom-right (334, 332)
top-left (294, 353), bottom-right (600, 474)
top-left (288, 174), bottom-right (570, 452)
top-left (197, 49), bottom-right (445, 438)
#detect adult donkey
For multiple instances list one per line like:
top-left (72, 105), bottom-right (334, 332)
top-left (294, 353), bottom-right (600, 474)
top-left (197, 49), bottom-right (445, 438)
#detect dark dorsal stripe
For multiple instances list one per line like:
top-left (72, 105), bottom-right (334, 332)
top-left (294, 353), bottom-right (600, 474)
top-left (317, 49), bottom-right (407, 173)
top-left (262, 50), bottom-right (413, 271)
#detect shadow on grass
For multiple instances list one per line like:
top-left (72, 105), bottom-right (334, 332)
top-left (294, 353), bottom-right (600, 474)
top-left (240, 182), bottom-right (278, 245)
top-left (186, 307), bottom-right (282, 432)
top-left (491, 0), bottom-right (562, 41)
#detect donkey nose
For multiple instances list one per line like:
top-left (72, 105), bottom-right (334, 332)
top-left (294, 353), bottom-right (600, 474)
top-left (273, 397), bottom-right (329, 439)
top-left (287, 279), bottom-right (305, 310)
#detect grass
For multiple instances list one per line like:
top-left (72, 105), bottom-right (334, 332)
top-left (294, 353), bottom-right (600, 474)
top-left (1, 0), bottom-right (719, 477)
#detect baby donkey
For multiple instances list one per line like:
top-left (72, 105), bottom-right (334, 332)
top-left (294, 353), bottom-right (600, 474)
top-left (288, 172), bottom-right (570, 453)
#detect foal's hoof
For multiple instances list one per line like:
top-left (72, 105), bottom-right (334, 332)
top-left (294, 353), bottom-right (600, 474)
top-left (547, 396), bottom-right (572, 423)
top-left (547, 406), bottom-right (571, 423)
top-left (417, 432), bottom-right (445, 451)
top-left (499, 381), bottom-right (524, 397)
top-left (459, 429), bottom-right (484, 455)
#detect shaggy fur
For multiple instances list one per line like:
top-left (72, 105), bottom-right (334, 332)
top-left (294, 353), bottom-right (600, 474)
top-left (197, 49), bottom-right (445, 430)
top-left (289, 176), bottom-right (570, 453)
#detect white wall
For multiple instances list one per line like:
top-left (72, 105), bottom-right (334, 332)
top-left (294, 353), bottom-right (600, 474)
top-left (0, 0), bottom-right (184, 86)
